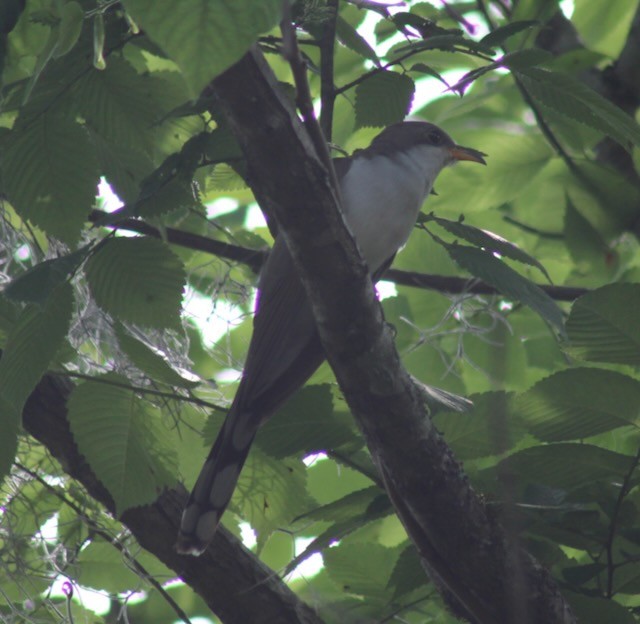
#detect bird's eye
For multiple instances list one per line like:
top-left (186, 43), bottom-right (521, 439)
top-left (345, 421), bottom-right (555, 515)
top-left (427, 130), bottom-right (442, 145)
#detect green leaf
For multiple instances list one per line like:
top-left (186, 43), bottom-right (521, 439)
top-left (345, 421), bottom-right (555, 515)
top-left (53, 1), bottom-right (84, 58)
top-left (4, 246), bottom-right (91, 305)
top-left (0, 284), bottom-right (72, 482)
top-left (256, 385), bottom-right (361, 458)
top-left (323, 542), bottom-right (397, 598)
top-left (565, 591), bottom-right (636, 624)
top-left (355, 71), bottom-right (415, 129)
top-left (233, 448), bottom-right (312, 549)
top-left (494, 443), bottom-right (634, 491)
top-left (70, 57), bottom-right (179, 156)
top-left (0, 414), bottom-right (18, 489)
top-left (426, 213), bottom-right (551, 281)
top-left (564, 194), bottom-right (608, 266)
top-left (480, 21), bottom-right (539, 48)
top-left (75, 540), bottom-right (142, 592)
top-left (409, 62), bottom-right (449, 88)
top-left (565, 284), bottom-right (640, 365)
top-left (121, 0), bottom-right (283, 97)
top-left (572, 0), bottom-right (638, 58)
top-left (284, 487), bottom-right (391, 576)
top-left (114, 323), bottom-right (199, 388)
top-left (516, 368), bottom-right (640, 442)
top-left (336, 16), bottom-right (379, 65)
top-left (434, 392), bottom-right (523, 459)
top-left (0, 116), bottom-right (99, 245)
top-left (85, 237), bottom-right (185, 329)
top-left (516, 67), bottom-right (640, 150)
top-left (387, 544), bottom-right (425, 599)
top-left (500, 48), bottom-right (553, 70)
top-left (446, 244), bottom-right (565, 335)
top-left (295, 486), bottom-right (388, 524)
top-left (0, 283), bottom-right (73, 414)
top-left (67, 373), bottom-right (178, 514)
top-left (396, 35), bottom-right (495, 57)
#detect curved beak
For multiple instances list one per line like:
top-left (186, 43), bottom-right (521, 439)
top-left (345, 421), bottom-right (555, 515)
top-left (449, 145), bottom-right (487, 165)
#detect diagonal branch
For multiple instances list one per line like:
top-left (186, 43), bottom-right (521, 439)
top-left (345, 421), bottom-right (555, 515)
top-left (21, 373), bottom-right (325, 624)
top-left (209, 46), bottom-right (575, 624)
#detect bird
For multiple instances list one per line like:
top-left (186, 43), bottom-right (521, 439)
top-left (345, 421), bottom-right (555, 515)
top-left (176, 120), bottom-right (486, 555)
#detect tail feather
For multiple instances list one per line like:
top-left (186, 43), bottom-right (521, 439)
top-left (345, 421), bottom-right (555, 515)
top-left (176, 410), bottom-right (256, 555)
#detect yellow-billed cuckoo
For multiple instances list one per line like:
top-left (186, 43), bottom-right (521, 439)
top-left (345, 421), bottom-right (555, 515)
top-left (177, 121), bottom-right (486, 555)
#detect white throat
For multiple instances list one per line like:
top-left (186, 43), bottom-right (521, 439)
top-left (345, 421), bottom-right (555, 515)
top-left (340, 144), bottom-right (448, 271)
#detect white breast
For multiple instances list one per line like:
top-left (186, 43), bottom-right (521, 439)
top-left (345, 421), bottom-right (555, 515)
top-left (339, 145), bottom-right (446, 272)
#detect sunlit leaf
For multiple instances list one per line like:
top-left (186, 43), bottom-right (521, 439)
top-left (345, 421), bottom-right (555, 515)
top-left (85, 237), bottom-right (185, 329)
top-left (355, 71), bottom-right (415, 128)
top-left (67, 373), bottom-right (178, 514)
top-left (516, 368), bottom-right (640, 441)
top-left (121, 0), bottom-right (283, 96)
top-left (565, 284), bottom-right (640, 365)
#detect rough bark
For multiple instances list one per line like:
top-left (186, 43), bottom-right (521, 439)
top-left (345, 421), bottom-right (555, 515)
top-left (208, 47), bottom-right (575, 624)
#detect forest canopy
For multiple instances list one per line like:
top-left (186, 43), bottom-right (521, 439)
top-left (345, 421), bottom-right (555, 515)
top-left (1, 1), bottom-right (640, 623)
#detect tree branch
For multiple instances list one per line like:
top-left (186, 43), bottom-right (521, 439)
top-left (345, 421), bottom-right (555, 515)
top-left (209, 46), bottom-right (575, 623)
top-left (88, 209), bottom-right (588, 302)
top-left (21, 373), bottom-right (324, 624)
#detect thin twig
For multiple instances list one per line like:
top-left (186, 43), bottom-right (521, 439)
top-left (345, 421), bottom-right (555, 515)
top-left (57, 369), bottom-right (227, 412)
top-left (280, 0), bottom-right (340, 193)
top-left (88, 208), bottom-right (588, 301)
top-left (319, 0), bottom-right (339, 141)
top-left (14, 464), bottom-right (193, 624)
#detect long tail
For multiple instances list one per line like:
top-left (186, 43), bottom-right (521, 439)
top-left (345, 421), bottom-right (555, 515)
top-left (176, 409), bottom-right (257, 555)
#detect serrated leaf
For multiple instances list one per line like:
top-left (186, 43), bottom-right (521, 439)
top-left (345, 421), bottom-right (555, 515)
top-left (480, 21), bottom-right (538, 47)
top-left (85, 237), bottom-right (185, 329)
top-left (135, 176), bottom-right (200, 218)
top-left (89, 130), bottom-right (154, 204)
top-left (121, 0), bottom-right (283, 97)
top-left (67, 373), bottom-right (178, 514)
top-left (71, 56), bottom-right (166, 154)
top-left (208, 163), bottom-right (247, 191)
top-left (516, 368), bottom-right (640, 442)
top-left (565, 284), bottom-right (640, 365)
top-left (233, 448), bottom-right (313, 548)
top-left (336, 16), bottom-right (379, 64)
top-left (4, 246), bottom-right (91, 305)
top-left (428, 213), bottom-right (551, 281)
top-left (355, 71), bottom-right (415, 129)
top-left (323, 542), bottom-right (397, 598)
top-left (493, 443), bottom-right (634, 491)
top-left (447, 244), bottom-right (565, 334)
top-left (0, 116), bottom-right (99, 244)
top-left (256, 385), bottom-right (360, 458)
top-left (0, 283), bottom-right (73, 413)
top-left (516, 67), bottom-right (640, 150)
top-left (434, 391), bottom-right (523, 459)
top-left (387, 544), bottom-right (425, 599)
top-left (114, 323), bottom-right (199, 388)
top-left (0, 284), bottom-right (72, 482)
